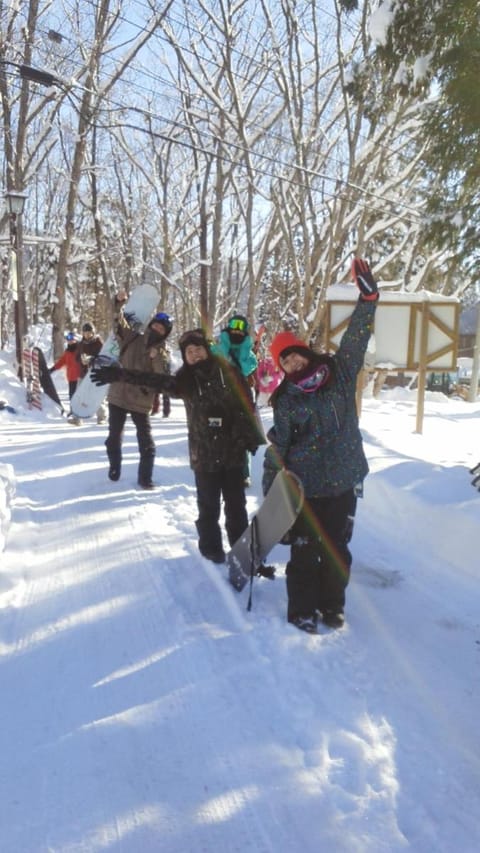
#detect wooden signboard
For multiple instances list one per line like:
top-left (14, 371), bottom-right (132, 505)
top-left (325, 287), bottom-right (460, 433)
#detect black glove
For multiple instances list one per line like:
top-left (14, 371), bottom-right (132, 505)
top-left (90, 364), bottom-right (123, 386)
top-left (351, 257), bottom-right (379, 301)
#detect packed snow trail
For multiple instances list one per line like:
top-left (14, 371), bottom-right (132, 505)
top-left (0, 395), bottom-right (479, 852)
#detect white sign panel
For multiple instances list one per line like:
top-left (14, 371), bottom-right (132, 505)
top-left (327, 287), bottom-right (459, 371)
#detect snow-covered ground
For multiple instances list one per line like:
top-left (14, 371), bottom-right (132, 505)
top-left (1, 348), bottom-right (479, 853)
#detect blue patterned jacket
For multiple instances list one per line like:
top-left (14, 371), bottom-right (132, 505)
top-left (262, 298), bottom-right (376, 498)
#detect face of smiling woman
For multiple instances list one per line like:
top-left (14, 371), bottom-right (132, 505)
top-left (279, 350), bottom-right (310, 375)
top-left (184, 344), bottom-right (208, 365)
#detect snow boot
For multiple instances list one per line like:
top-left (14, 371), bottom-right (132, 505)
top-left (289, 614), bottom-right (318, 634)
top-left (199, 546), bottom-right (226, 564)
top-left (321, 610), bottom-right (345, 629)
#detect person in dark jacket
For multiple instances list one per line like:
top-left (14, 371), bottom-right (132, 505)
top-left (91, 329), bottom-right (266, 563)
top-left (76, 322), bottom-right (106, 423)
top-left (76, 322), bottom-right (103, 376)
top-left (105, 298), bottom-right (173, 489)
top-left (263, 258), bottom-right (379, 633)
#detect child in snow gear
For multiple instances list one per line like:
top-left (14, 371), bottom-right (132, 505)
top-left (104, 295), bottom-right (172, 488)
top-left (49, 333), bottom-right (83, 422)
top-left (263, 257), bottom-right (378, 634)
top-left (91, 328), bottom-right (265, 563)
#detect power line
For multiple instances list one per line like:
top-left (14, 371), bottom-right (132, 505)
top-left (29, 2), bottom-right (394, 174)
top-left (3, 61), bottom-right (423, 223)
top-left (101, 110), bottom-right (423, 221)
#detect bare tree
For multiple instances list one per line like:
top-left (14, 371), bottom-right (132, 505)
top-left (49, 0), bottom-right (175, 356)
top-left (0, 0), bottom-right (68, 355)
top-left (2, 0), bottom-right (464, 362)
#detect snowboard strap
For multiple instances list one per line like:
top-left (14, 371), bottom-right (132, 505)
top-left (119, 333), bottom-right (140, 359)
top-left (246, 514), bottom-right (259, 611)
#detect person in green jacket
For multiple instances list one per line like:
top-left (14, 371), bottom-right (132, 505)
top-left (263, 258), bottom-right (378, 634)
top-left (213, 313), bottom-right (258, 485)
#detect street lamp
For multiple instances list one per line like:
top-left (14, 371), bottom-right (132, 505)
top-left (5, 189), bottom-right (28, 381)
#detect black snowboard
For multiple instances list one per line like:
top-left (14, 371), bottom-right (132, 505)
top-left (34, 347), bottom-right (64, 413)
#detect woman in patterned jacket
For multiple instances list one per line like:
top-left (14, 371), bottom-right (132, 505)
top-left (263, 258), bottom-right (379, 634)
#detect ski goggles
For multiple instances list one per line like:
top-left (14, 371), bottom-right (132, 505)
top-left (228, 318), bottom-right (247, 332)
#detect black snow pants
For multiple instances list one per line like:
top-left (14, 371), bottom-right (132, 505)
top-left (105, 402), bottom-right (156, 485)
top-left (286, 488), bottom-right (357, 621)
top-left (194, 467), bottom-right (248, 557)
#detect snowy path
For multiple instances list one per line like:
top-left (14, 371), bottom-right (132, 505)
top-left (1, 397), bottom-right (479, 852)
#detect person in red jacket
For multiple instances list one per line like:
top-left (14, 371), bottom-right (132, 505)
top-left (50, 333), bottom-right (83, 420)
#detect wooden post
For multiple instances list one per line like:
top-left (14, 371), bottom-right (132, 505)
top-left (415, 302), bottom-right (430, 434)
top-left (468, 303), bottom-right (480, 402)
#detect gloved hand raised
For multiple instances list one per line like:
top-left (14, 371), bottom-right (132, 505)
top-left (90, 363), bottom-right (123, 386)
top-left (351, 257), bottom-right (379, 301)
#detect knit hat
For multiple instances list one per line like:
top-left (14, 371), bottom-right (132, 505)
top-left (179, 329), bottom-right (209, 361)
top-left (82, 322), bottom-right (94, 333)
top-left (269, 331), bottom-right (311, 369)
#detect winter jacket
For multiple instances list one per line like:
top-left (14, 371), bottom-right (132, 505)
top-left (51, 345), bottom-right (83, 382)
top-left (76, 335), bottom-right (103, 377)
top-left (212, 330), bottom-right (258, 377)
top-left (117, 354), bottom-right (266, 472)
top-left (263, 298), bottom-right (376, 498)
top-left (107, 315), bottom-right (170, 415)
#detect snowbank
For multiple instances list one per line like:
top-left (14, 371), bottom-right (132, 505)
top-left (0, 462), bottom-right (15, 554)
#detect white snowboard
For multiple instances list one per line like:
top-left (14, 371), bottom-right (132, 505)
top-left (70, 284), bottom-right (159, 418)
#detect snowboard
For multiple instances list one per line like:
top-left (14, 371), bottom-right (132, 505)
top-left (34, 346), bottom-right (64, 413)
top-left (23, 345), bottom-right (42, 410)
top-left (227, 469), bottom-right (304, 592)
top-left (70, 284), bottom-right (159, 418)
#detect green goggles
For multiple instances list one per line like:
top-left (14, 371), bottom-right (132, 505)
top-left (228, 318), bottom-right (247, 332)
